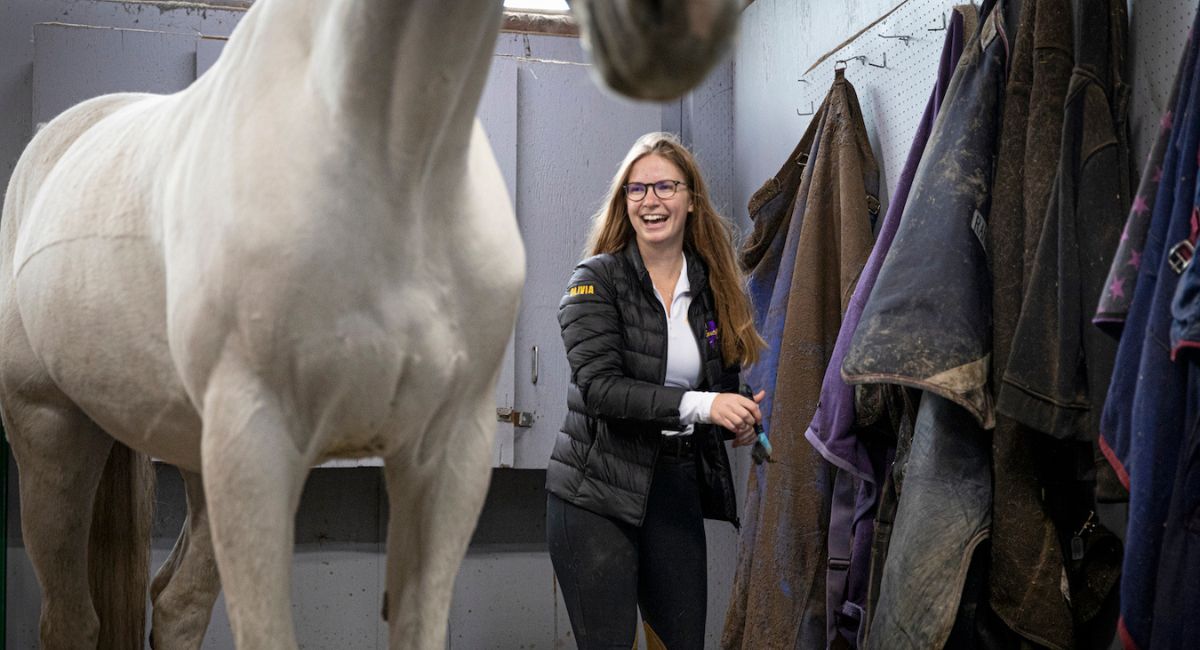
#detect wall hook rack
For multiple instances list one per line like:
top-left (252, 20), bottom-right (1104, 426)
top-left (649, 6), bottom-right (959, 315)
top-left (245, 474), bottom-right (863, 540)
top-left (868, 52), bottom-right (888, 68)
top-left (834, 55), bottom-right (866, 69)
top-left (797, 101), bottom-right (816, 116)
top-left (928, 13), bottom-right (947, 31)
top-left (879, 33), bottom-right (913, 45)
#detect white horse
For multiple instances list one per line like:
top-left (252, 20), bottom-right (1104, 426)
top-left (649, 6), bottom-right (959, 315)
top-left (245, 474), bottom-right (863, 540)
top-left (0, 0), bottom-right (738, 648)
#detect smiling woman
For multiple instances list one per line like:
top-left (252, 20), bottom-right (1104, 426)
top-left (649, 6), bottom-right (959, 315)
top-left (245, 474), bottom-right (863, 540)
top-left (547, 132), bottom-right (765, 649)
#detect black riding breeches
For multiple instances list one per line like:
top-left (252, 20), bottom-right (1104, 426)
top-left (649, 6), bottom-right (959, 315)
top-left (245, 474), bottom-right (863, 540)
top-left (546, 451), bottom-right (707, 649)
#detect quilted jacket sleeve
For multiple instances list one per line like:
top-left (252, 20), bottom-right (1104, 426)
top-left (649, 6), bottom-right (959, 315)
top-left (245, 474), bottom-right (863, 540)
top-left (558, 259), bottom-right (686, 430)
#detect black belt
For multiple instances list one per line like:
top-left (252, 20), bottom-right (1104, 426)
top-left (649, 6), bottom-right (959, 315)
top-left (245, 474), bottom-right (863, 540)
top-left (660, 436), bottom-right (695, 458)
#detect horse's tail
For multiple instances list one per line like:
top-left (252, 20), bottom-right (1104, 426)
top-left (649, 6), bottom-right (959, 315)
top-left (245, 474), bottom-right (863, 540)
top-left (88, 441), bottom-right (155, 650)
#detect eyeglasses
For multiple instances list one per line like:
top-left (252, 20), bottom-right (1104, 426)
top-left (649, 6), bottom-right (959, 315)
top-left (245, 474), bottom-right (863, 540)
top-left (624, 180), bottom-right (688, 202)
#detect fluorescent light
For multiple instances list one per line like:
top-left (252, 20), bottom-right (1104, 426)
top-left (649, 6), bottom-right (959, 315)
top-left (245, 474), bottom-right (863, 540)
top-left (503, 0), bottom-right (569, 12)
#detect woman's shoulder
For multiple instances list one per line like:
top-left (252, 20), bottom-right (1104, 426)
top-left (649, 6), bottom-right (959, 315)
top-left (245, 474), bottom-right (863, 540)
top-left (574, 250), bottom-right (632, 281)
top-left (578, 250), bottom-right (621, 270)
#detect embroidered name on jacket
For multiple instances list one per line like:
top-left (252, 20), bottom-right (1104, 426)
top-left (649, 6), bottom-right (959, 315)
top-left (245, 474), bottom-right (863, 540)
top-left (567, 284), bottom-right (595, 297)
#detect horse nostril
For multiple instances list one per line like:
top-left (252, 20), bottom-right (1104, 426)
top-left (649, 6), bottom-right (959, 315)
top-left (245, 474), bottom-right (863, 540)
top-left (646, 0), bottom-right (666, 22)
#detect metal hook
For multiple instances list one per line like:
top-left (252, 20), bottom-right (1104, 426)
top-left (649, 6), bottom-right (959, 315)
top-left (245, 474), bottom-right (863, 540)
top-left (796, 101), bottom-right (815, 116)
top-left (928, 13), bottom-right (947, 31)
top-left (835, 55), bottom-right (866, 68)
top-left (879, 34), bottom-right (913, 45)
top-left (797, 78), bottom-right (810, 84)
top-left (868, 52), bottom-right (887, 68)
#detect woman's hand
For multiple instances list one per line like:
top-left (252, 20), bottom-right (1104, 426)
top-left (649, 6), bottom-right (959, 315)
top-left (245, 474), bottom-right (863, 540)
top-left (711, 390), bottom-right (765, 447)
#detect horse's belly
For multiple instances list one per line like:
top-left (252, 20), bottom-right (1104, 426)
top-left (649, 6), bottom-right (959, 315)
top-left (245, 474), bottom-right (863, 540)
top-left (15, 235), bottom-right (202, 470)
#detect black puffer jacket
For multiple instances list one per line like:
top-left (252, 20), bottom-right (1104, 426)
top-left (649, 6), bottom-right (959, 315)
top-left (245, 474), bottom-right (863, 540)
top-left (546, 242), bottom-right (741, 527)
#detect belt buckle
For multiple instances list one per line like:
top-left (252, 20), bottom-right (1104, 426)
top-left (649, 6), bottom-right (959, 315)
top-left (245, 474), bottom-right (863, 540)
top-left (1169, 239), bottom-right (1195, 274)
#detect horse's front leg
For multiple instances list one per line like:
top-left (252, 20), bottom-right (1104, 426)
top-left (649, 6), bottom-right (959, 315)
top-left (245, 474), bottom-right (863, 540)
top-left (200, 368), bottom-right (307, 650)
top-left (150, 468), bottom-right (221, 649)
top-left (382, 391), bottom-right (496, 649)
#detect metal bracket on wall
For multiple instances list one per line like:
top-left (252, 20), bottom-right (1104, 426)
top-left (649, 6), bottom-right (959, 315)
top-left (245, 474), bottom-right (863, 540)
top-left (531, 345), bottom-right (539, 384)
top-left (834, 55), bottom-right (865, 69)
top-left (879, 33), bottom-right (914, 45)
top-left (496, 408), bottom-right (535, 427)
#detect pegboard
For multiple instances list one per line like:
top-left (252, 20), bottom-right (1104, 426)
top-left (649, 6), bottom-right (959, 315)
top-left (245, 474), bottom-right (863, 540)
top-left (789, 0), bottom-right (1198, 201)
top-left (1127, 0), bottom-right (1195, 164)
top-left (793, 0), bottom-right (967, 204)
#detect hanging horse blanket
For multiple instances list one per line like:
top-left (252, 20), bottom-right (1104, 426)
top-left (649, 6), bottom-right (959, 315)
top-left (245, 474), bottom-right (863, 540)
top-left (1094, 45), bottom-right (1185, 336)
top-left (723, 70), bottom-right (878, 650)
top-left (1099, 6), bottom-right (1200, 647)
top-left (841, 0), bottom-right (1020, 647)
top-left (1098, 6), bottom-right (1200, 647)
top-left (984, 0), bottom-right (1077, 646)
top-left (841, 0), bottom-right (1018, 428)
top-left (803, 9), bottom-right (970, 647)
top-left (1099, 8), bottom-right (1198, 488)
top-left (1151, 210), bottom-right (1200, 649)
top-left (998, 0), bottom-right (1132, 450)
top-left (994, 1), bottom-right (1133, 644)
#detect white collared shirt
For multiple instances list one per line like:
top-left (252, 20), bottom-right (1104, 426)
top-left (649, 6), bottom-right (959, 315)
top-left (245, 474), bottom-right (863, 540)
top-left (652, 255), bottom-right (717, 437)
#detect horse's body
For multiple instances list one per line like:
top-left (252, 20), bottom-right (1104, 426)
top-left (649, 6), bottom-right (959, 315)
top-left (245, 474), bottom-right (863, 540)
top-left (0, 0), bottom-right (738, 648)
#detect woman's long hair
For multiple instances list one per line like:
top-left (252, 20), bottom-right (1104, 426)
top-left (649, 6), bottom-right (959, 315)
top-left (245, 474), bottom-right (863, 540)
top-left (585, 132), bottom-right (766, 367)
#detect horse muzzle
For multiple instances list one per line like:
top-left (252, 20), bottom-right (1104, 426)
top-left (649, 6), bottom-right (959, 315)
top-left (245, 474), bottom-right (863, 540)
top-left (571, 0), bottom-right (741, 101)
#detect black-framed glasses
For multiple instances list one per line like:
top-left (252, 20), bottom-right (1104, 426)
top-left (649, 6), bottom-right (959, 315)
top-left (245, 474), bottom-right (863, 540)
top-left (624, 179), bottom-right (688, 201)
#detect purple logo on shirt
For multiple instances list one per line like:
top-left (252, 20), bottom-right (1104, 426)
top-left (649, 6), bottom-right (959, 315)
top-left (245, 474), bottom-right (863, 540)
top-left (705, 320), bottom-right (718, 349)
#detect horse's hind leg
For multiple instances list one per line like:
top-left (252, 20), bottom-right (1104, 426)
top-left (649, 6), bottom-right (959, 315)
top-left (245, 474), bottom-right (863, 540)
top-left (150, 468), bottom-right (221, 650)
top-left (6, 395), bottom-right (114, 649)
top-left (382, 393), bottom-right (495, 649)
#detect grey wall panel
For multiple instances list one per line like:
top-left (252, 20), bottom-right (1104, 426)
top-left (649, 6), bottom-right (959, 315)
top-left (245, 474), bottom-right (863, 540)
top-left (510, 58), bottom-right (664, 470)
top-left (684, 55), bottom-right (737, 227)
top-left (33, 22), bottom-right (197, 127)
top-left (2, 0), bottom-right (241, 185)
top-left (197, 36), bottom-right (225, 77)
